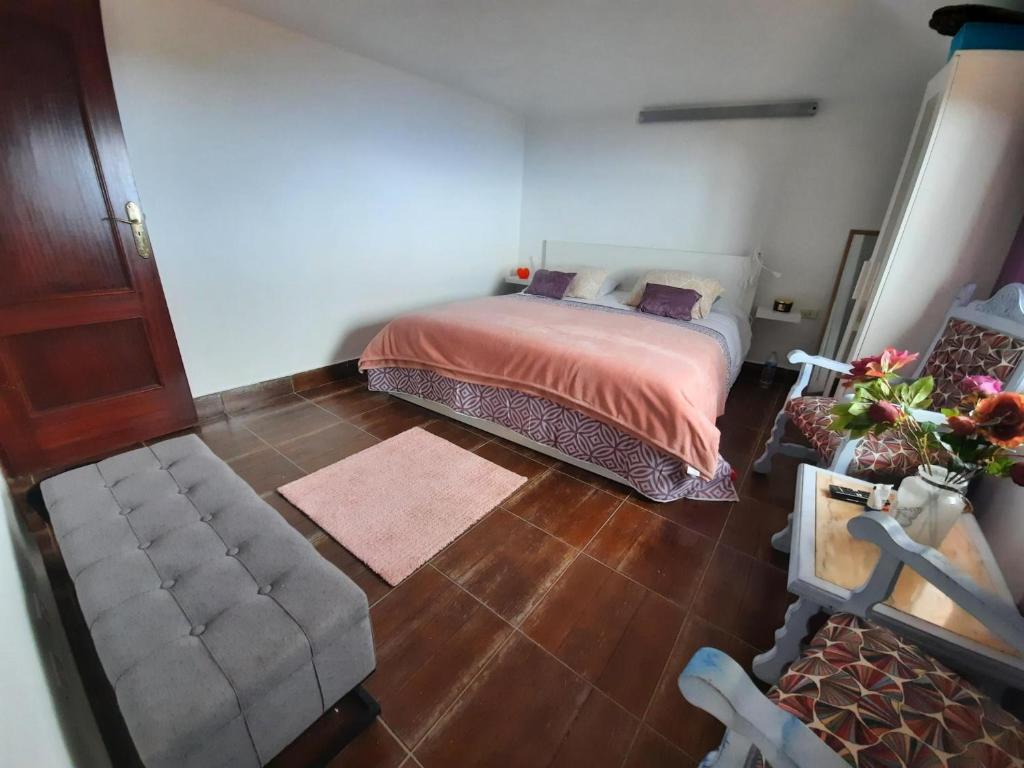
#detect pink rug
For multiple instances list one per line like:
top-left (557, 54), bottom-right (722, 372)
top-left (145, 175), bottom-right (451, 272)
top-left (278, 427), bottom-right (527, 585)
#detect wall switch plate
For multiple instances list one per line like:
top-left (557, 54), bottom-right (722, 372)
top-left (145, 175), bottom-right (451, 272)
top-left (800, 308), bottom-right (819, 320)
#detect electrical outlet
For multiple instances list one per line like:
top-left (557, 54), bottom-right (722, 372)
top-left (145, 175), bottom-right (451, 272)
top-left (800, 308), bottom-right (819, 320)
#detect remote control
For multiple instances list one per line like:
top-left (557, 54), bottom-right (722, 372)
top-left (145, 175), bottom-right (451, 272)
top-left (829, 484), bottom-right (869, 505)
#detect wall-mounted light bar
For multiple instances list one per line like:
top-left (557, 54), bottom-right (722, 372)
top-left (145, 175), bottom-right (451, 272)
top-left (638, 100), bottom-right (819, 124)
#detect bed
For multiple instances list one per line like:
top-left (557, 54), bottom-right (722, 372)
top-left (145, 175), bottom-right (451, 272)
top-left (359, 241), bottom-right (756, 502)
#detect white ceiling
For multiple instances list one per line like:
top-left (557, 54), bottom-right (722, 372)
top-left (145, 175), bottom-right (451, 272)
top-left (213, 0), bottom-right (1000, 116)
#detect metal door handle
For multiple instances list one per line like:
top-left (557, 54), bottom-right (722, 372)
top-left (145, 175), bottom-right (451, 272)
top-left (103, 201), bottom-right (152, 258)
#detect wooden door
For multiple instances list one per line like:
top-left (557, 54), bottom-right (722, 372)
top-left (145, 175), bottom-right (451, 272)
top-left (0, 0), bottom-right (196, 476)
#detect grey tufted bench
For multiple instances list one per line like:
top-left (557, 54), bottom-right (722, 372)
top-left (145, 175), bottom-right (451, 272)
top-left (40, 434), bottom-right (377, 768)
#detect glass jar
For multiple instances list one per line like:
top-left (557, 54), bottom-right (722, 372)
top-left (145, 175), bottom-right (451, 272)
top-left (892, 465), bottom-right (969, 548)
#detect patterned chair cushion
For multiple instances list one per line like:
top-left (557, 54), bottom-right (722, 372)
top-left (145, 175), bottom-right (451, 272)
top-left (750, 613), bottom-right (1024, 768)
top-left (784, 397), bottom-right (923, 481)
top-left (922, 318), bottom-right (1024, 411)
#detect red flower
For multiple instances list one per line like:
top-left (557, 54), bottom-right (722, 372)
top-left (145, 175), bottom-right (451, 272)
top-left (842, 347), bottom-right (918, 384)
top-left (842, 354), bottom-right (882, 383)
top-left (868, 401), bottom-right (902, 425)
top-left (947, 415), bottom-right (977, 436)
top-left (1011, 463), bottom-right (1024, 487)
top-left (975, 392), bottom-right (1024, 449)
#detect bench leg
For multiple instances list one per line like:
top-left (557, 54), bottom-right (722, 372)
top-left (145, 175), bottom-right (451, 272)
top-left (318, 685), bottom-right (381, 765)
top-left (268, 683), bottom-right (381, 768)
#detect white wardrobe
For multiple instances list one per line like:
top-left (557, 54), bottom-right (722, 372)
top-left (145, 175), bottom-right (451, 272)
top-left (850, 50), bottom-right (1024, 359)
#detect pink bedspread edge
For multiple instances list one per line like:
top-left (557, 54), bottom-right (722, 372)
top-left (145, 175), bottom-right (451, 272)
top-left (359, 296), bottom-right (725, 478)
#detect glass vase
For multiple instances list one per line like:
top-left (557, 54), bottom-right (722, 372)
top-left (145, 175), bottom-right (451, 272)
top-left (892, 465), bottom-right (969, 548)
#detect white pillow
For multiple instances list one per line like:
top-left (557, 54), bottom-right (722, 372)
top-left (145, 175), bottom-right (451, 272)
top-left (625, 269), bottom-right (724, 319)
top-left (558, 266), bottom-right (611, 300)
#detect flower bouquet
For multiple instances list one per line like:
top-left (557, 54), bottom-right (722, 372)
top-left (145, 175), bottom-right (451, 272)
top-left (829, 347), bottom-right (1024, 544)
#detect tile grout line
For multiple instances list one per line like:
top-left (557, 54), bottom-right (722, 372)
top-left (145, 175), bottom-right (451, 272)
top-left (374, 714), bottom-right (417, 764)
top-left (238, 423), bottom-right (308, 478)
top-left (417, 563), bottom-right (647, 751)
top-left (294, 388), bottom-right (391, 444)
top-left (404, 599), bottom-right (519, 755)
top-left (407, 495), bottom-right (637, 757)
top-left (630, 380), bottom-right (789, 758)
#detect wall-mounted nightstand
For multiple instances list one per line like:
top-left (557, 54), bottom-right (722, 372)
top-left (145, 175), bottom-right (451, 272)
top-left (504, 275), bottom-right (530, 286)
top-left (755, 305), bottom-right (802, 324)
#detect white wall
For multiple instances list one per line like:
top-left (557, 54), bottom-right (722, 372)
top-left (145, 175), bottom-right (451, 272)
top-left (102, 0), bottom-right (525, 397)
top-left (518, 92), bottom-right (925, 363)
top-left (0, 485), bottom-right (110, 767)
top-left (974, 478), bottom-right (1024, 607)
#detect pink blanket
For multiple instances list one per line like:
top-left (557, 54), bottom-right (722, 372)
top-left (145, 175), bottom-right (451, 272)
top-left (359, 296), bottom-right (726, 478)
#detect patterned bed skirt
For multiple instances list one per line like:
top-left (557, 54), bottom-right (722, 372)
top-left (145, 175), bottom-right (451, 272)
top-left (365, 367), bottom-right (738, 503)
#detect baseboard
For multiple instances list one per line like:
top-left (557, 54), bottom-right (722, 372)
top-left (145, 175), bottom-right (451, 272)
top-left (194, 360), bottom-right (361, 422)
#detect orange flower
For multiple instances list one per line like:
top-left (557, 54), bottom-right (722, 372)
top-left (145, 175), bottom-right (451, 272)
top-left (974, 392), bottom-right (1024, 448)
top-left (878, 347), bottom-right (919, 374)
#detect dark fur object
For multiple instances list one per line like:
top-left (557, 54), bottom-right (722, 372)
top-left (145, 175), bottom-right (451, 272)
top-left (929, 4), bottom-right (1024, 36)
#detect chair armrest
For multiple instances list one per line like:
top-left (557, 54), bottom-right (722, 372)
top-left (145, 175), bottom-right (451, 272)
top-left (787, 350), bottom-right (853, 375)
top-left (847, 511), bottom-right (1024, 653)
top-left (785, 350), bottom-right (853, 401)
top-left (679, 648), bottom-right (847, 768)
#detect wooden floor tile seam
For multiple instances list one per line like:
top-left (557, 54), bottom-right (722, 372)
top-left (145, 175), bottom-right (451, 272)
top-left (549, 463), bottom-right (629, 498)
top-left (506, 490), bottom-right (630, 629)
top-left (373, 577), bottom-right (486, 665)
top-left (617, 728), bottom-right (646, 768)
top-left (405, 611), bottom-right (520, 754)
top-left (631, 540), bottom-right (729, 726)
top-left (237, 422), bottom-right (310, 480)
top-left (273, 414), bottom-right (375, 445)
top-left (498, 465), bottom-right (556, 508)
top-left (408, 620), bottom-right (645, 765)
top-left (591, 505), bottom-right (718, 614)
top-left (190, 424), bottom-right (269, 464)
top-left (238, 397), bottom-right (347, 443)
top-left (498, 488), bottom-right (627, 554)
top-left (374, 715), bottom-right (417, 765)
top-left (409, 520), bottom-right (675, 754)
top-left (295, 389), bottom-right (393, 444)
top-left (629, 388), bottom-right (785, 761)
top-left (422, 561), bottom-right (647, 717)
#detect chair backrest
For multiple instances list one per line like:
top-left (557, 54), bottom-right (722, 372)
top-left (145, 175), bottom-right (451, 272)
top-left (913, 283), bottom-right (1024, 410)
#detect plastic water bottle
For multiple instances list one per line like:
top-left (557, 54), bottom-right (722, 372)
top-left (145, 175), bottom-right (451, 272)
top-left (759, 351), bottom-right (778, 388)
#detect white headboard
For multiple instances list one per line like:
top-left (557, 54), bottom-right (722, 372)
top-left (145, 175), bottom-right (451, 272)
top-left (542, 240), bottom-right (760, 317)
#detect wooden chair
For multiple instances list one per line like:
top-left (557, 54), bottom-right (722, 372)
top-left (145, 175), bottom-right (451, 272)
top-left (753, 283), bottom-right (1024, 481)
top-left (677, 510), bottom-right (1024, 768)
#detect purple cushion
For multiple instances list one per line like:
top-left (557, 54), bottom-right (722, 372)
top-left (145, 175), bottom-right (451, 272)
top-left (524, 269), bottom-right (577, 300)
top-left (637, 283), bottom-right (702, 321)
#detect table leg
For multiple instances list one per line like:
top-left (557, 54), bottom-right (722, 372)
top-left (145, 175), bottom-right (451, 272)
top-left (752, 598), bottom-right (820, 684)
top-left (770, 513), bottom-right (793, 553)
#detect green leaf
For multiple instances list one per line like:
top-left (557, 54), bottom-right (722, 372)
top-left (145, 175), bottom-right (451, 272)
top-left (904, 376), bottom-right (935, 409)
top-left (986, 456), bottom-right (1015, 477)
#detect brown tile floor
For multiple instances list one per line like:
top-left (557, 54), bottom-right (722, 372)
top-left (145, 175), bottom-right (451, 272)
top-left (170, 369), bottom-right (799, 766)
